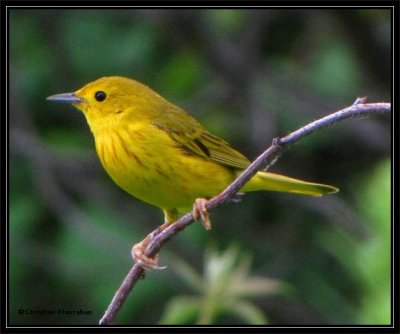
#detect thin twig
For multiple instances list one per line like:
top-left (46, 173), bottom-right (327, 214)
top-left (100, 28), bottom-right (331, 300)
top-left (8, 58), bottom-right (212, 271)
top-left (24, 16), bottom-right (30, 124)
top-left (99, 100), bottom-right (391, 325)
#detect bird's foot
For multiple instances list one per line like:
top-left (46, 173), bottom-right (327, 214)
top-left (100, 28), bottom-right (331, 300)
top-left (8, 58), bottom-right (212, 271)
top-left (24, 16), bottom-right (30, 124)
top-left (193, 198), bottom-right (212, 230)
top-left (131, 232), bottom-right (166, 270)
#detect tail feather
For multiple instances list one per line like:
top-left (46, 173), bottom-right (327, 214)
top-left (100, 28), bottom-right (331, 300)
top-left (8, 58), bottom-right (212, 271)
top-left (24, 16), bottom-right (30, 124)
top-left (241, 171), bottom-right (338, 197)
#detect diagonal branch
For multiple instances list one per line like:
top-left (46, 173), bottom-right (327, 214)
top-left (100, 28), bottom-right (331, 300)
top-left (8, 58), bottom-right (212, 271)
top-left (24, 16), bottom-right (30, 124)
top-left (99, 99), bottom-right (391, 325)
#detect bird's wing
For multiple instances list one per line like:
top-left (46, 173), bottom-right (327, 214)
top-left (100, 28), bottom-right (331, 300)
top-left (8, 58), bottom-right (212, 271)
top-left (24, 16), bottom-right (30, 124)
top-left (196, 131), bottom-right (250, 169)
top-left (152, 110), bottom-right (250, 170)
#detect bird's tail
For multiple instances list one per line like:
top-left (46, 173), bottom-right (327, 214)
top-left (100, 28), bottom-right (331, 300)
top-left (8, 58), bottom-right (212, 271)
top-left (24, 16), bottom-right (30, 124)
top-left (241, 171), bottom-right (338, 197)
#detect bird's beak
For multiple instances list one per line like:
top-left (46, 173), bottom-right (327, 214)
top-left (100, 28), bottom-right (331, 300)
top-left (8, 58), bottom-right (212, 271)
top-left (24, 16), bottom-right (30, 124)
top-left (46, 92), bottom-right (83, 104)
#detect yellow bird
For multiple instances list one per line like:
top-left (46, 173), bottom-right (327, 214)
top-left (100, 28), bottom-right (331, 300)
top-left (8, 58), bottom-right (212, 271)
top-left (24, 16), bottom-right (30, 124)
top-left (47, 76), bottom-right (338, 268)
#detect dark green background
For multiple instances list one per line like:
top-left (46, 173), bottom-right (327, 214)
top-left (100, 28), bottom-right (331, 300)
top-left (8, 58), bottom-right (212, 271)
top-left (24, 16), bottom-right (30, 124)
top-left (9, 8), bottom-right (391, 325)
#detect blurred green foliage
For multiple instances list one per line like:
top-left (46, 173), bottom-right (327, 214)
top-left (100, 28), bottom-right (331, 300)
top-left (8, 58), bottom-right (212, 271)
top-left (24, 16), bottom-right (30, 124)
top-left (160, 245), bottom-right (285, 324)
top-left (9, 8), bottom-right (391, 325)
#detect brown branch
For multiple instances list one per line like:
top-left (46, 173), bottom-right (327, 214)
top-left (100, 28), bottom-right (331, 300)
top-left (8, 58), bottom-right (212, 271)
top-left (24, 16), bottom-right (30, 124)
top-left (99, 99), bottom-right (391, 325)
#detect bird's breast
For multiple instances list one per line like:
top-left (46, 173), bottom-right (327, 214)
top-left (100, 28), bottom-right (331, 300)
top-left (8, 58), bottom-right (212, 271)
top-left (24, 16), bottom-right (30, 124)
top-left (93, 124), bottom-right (234, 210)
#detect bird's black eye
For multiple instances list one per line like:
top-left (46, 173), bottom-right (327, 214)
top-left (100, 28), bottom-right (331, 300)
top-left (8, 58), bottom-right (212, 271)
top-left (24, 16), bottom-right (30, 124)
top-left (95, 91), bottom-right (107, 102)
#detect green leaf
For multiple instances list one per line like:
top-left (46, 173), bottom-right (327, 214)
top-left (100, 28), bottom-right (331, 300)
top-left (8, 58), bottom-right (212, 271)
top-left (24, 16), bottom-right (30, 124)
top-left (356, 160), bottom-right (391, 324)
top-left (169, 254), bottom-right (204, 293)
top-left (232, 277), bottom-right (282, 298)
top-left (226, 300), bottom-right (268, 324)
top-left (159, 296), bottom-right (201, 324)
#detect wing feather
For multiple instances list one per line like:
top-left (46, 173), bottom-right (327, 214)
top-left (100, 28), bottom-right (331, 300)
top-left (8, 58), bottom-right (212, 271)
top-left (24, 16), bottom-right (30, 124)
top-left (153, 120), bottom-right (249, 170)
top-left (151, 103), bottom-right (250, 170)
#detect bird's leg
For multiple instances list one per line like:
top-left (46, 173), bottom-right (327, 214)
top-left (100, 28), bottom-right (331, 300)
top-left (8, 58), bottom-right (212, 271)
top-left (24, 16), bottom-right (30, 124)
top-left (131, 233), bottom-right (162, 270)
top-left (193, 198), bottom-right (212, 230)
top-left (192, 193), bottom-right (245, 229)
top-left (131, 209), bottom-right (178, 270)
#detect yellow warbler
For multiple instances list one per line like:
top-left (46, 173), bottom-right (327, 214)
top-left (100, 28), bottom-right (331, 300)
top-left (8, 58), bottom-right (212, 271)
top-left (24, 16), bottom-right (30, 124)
top-left (47, 76), bottom-right (338, 268)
